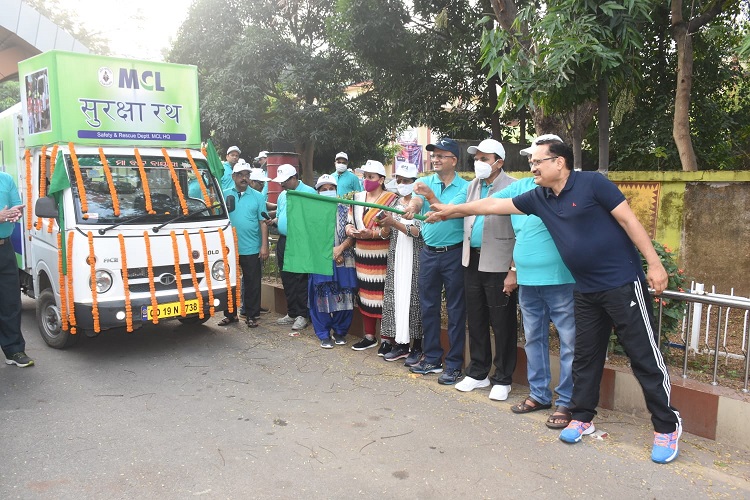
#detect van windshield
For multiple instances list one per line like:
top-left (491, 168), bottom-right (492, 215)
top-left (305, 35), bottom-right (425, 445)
top-left (64, 154), bottom-right (226, 224)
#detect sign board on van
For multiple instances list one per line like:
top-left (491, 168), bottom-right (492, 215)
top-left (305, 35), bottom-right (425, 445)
top-left (18, 51), bottom-right (200, 148)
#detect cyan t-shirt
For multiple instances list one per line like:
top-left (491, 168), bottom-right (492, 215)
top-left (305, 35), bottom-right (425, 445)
top-left (333, 170), bottom-right (362, 197)
top-left (220, 161), bottom-right (235, 190)
top-left (415, 173), bottom-right (468, 247)
top-left (0, 172), bottom-right (22, 239)
top-left (223, 187), bottom-right (265, 255)
top-left (277, 181), bottom-right (316, 236)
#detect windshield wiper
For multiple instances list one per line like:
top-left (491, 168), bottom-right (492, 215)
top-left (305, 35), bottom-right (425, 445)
top-left (152, 203), bottom-right (222, 233)
top-left (98, 212), bottom-right (153, 235)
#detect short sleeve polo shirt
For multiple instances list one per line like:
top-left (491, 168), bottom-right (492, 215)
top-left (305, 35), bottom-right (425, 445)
top-left (415, 173), bottom-right (468, 247)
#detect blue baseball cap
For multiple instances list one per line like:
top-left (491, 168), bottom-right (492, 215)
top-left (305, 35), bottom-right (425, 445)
top-left (426, 137), bottom-right (460, 159)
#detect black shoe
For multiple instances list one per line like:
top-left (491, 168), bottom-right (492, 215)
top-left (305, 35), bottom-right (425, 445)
top-left (438, 368), bottom-right (462, 385)
top-left (404, 349), bottom-right (423, 367)
top-left (409, 360), bottom-right (443, 375)
top-left (5, 351), bottom-right (34, 367)
top-left (332, 334), bottom-right (347, 345)
top-left (320, 338), bottom-right (334, 349)
top-left (259, 307), bottom-right (271, 314)
top-left (377, 341), bottom-right (392, 357)
top-left (351, 337), bottom-right (378, 351)
top-left (384, 343), bottom-right (410, 362)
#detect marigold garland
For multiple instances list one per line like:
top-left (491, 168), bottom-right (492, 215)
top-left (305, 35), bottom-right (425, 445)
top-left (183, 230), bottom-right (204, 318)
top-left (232, 227), bottom-right (241, 308)
top-left (217, 227), bottom-right (234, 313)
top-left (134, 149), bottom-right (155, 214)
top-left (162, 149), bottom-right (188, 215)
top-left (143, 231), bottom-right (159, 324)
top-left (98, 148), bottom-right (121, 217)
top-left (118, 234), bottom-right (133, 332)
top-left (46, 145), bottom-right (59, 232)
top-left (66, 231), bottom-right (76, 334)
top-left (199, 230), bottom-right (215, 317)
top-left (185, 150), bottom-right (211, 207)
top-left (35, 146), bottom-right (47, 230)
top-left (86, 232), bottom-right (100, 332)
top-left (24, 149), bottom-right (33, 230)
top-left (68, 143), bottom-right (88, 216)
top-left (170, 231), bottom-right (187, 316)
top-left (57, 232), bottom-right (69, 332)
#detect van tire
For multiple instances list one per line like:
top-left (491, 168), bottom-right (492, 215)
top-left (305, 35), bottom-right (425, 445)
top-left (36, 288), bottom-right (79, 349)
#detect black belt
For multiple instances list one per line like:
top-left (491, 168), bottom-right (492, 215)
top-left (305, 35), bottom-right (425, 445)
top-left (425, 243), bottom-right (461, 253)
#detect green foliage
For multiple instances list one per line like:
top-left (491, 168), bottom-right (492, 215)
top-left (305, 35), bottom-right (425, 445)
top-left (0, 81), bottom-right (20, 113)
top-left (23, 0), bottom-right (110, 54)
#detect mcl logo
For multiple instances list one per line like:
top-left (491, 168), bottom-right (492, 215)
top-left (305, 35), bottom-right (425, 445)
top-left (118, 68), bottom-right (166, 91)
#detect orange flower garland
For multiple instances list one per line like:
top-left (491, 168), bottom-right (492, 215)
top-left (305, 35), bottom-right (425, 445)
top-left (46, 145), bottom-right (59, 232)
top-left (162, 149), bottom-right (188, 215)
top-left (183, 230), bottom-right (204, 318)
top-left (170, 231), bottom-right (186, 316)
top-left (217, 227), bottom-right (234, 313)
top-left (143, 231), bottom-right (159, 324)
top-left (98, 148), bottom-right (121, 217)
top-left (87, 231), bottom-right (100, 332)
top-left (199, 230), bottom-right (215, 317)
top-left (185, 150), bottom-right (211, 207)
top-left (35, 146), bottom-right (47, 230)
top-left (232, 227), bottom-right (241, 308)
top-left (69, 143), bottom-right (88, 215)
top-left (134, 149), bottom-right (155, 214)
top-left (25, 149), bottom-right (33, 230)
top-left (118, 234), bottom-right (133, 332)
top-left (57, 232), bottom-right (69, 332)
top-left (66, 231), bottom-right (77, 334)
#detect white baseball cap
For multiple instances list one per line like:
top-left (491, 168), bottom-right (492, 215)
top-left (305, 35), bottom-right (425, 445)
top-left (520, 134), bottom-right (564, 156)
top-left (249, 168), bottom-right (270, 182)
top-left (356, 159), bottom-right (386, 177)
top-left (232, 159), bottom-right (251, 174)
top-left (394, 162), bottom-right (418, 179)
top-left (335, 152), bottom-right (349, 161)
top-left (315, 173), bottom-right (338, 189)
top-left (272, 163), bottom-right (297, 183)
top-left (255, 150), bottom-right (268, 160)
top-left (227, 146), bottom-right (241, 155)
top-left (467, 139), bottom-right (506, 159)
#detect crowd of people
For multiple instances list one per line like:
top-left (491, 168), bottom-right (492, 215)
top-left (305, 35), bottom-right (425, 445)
top-left (220, 136), bottom-right (682, 465)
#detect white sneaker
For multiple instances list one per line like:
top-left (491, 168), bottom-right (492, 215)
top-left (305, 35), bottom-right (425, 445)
top-left (292, 316), bottom-right (309, 330)
top-left (455, 376), bottom-right (490, 392)
top-left (489, 384), bottom-right (512, 401)
top-left (276, 314), bottom-right (296, 325)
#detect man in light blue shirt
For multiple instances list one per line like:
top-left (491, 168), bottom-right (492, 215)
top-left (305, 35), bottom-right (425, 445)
top-left (0, 171), bottom-right (33, 367)
top-left (220, 146), bottom-right (241, 190)
top-left (331, 152), bottom-right (362, 196)
top-left (404, 137), bottom-right (468, 384)
top-left (271, 164), bottom-right (316, 331)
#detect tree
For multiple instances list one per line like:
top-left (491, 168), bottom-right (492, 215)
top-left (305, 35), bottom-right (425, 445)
top-left (24, 0), bottom-right (110, 54)
top-left (0, 81), bottom-right (20, 112)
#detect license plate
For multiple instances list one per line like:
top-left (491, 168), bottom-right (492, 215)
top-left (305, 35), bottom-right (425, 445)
top-left (141, 299), bottom-right (200, 320)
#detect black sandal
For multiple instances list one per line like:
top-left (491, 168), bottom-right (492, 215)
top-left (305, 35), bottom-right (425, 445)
top-left (218, 317), bottom-right (238, 326)
top-left (511, 396), bottom-right (552, 414)
top-left (246, 318), bottom-right (259, 328)
top-left (546, 406), bottom-right (573, 429)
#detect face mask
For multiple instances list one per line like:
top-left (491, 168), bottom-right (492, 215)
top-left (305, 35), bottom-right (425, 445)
top-left (335, 163), bottom-right (348, 173)
top-left (319, 189), bottom-right (337, 197)
top-left (363, 179), bottom-right (381, 192)
top-left (396, 183), bottom-right (414, 197)
top-left (474, 160), bottom-right (493, 180)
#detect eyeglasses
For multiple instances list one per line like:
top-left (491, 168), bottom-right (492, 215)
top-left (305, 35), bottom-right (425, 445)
top-left (528, 156), bottom-right (559, 168)
top-left (430, 154), bottom-right (456, 161)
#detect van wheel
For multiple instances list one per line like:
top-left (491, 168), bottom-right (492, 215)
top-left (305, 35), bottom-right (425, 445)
top-left (36, 289), bottom-right (79, 349)
top-left (177, 316), bottom-right (211, 325)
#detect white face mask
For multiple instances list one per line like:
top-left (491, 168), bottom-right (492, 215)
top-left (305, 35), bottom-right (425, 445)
top-left (335, 163), bottom-right (348, 173)
top-left (319, 189), bottom-right (337, 197)
top-left (474, 160), bottom-right (494, 180)
top-left (396, 183), bottom-right (414, 197)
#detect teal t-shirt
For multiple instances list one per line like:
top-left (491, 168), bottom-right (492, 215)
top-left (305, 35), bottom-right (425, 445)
top-left (220, 161), bottom-right (235, 190)
top-left (333, 170), bottom-right (362, 197)
top-left (493, 177), bottom-right (574, 286)
top-left (415, 173), bottom-right (468, 247)
top-left (223, 187), bottom-right (266, 255)
top-left (277, 181), bottom-right (316, 236)
top-left (0, 172), bottom-right (22, 239)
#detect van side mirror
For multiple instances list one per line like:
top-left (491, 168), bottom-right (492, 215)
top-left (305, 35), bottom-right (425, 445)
top-left (226, 195), bottom-right (235, 213)
top-left (35, 196), bottom-right (58, 218)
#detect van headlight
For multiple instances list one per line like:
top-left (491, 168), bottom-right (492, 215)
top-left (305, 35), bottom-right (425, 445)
top-left (212, 260), bottom-right (228, 281)
top-left (90, 270), bottom-right (113, 293)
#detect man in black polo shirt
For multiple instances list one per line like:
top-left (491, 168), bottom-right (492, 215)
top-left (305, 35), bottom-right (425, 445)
top-left (427, 139), bottom-right (682, 465)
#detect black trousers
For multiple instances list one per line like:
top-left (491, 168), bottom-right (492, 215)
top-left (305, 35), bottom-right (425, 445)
top-left (571, 280), bottom-right (681, 433)
top-left (0, 240), bottom-right (24, 357)
top-left (464, 251), bottom-right (518, 385)
top-left (225, 254), bottom-right (262, 320)
top-left (276, 236), bottom-right (309, 319)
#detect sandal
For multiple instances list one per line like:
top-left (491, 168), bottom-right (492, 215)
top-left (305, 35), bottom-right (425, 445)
top-left (218, 317), bottom-right (238, 326)
top-left (511, 396), bottom-right (552, 414)
top-left (546, 406), bottom-right (573, 429)
top-left (246, 318), bottom-right (259, 328)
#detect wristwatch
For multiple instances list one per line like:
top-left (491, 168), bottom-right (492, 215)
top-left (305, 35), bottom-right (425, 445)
top-left (509, 266), bottom-right (517, 272)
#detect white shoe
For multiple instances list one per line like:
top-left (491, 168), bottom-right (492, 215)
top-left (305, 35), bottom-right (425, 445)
top-left (292, 316), bottom-right (309, 330)
top-left (276, 314), bottom-right (296, 325)
top-left (455, 376), bottom-right (490, 392)
top-left (489, 384), bottom-right (512, 401)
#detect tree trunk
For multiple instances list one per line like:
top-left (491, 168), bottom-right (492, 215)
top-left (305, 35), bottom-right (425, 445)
top-left (597, 78), bottom-right (610, 174)
top-left (671, 9), bottom-right (699, 171)
top-left (487, 76), bottom-right (501, 139)
top-left (295, 139), bottom-right (315, 186)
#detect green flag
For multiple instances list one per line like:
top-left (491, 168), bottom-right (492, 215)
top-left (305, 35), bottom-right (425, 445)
top-left (205, 139), bottom-right (225, 180)
top-left (48, 149), bottom-right (70, 274)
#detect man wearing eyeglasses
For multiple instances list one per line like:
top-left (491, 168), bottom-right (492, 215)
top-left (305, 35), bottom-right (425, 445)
top-left (425, 139), bottom-right (682, 465)
top-left (403, 138), bottom-right (468, 384)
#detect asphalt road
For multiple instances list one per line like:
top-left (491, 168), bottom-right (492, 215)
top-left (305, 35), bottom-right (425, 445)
top-left (1, 296), bottom-right (749, 499)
